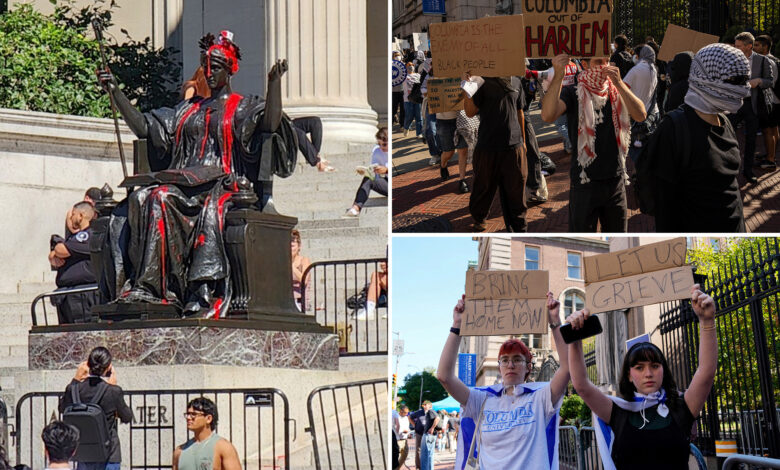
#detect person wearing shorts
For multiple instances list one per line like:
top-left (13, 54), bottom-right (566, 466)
top-left (436, 110), bottom-right (470, 193)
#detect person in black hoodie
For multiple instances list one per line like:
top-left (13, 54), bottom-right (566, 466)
top-left (664, 51), bottom-right (693, 113)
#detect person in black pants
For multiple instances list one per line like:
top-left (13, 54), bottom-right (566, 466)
top-left (59, 347), bottom-right (133, 470)
top-left (292, 116), bottom-right (333, 172)
top-left (343, 127), bottom-right (388, 217)
top-left (463, 75), bottom-right (528, 232)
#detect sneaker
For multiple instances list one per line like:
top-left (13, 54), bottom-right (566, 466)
top-left (459, 179), bottom-right (470, 194)
top-left (758, 158), bottom-right (776, 169)
top-left (342, 208), bottom-right (360, 218)
top-left (403, 128), bottom-right (409, 137)
top-left (473, 220), bottom-right (486, 231)
top-left (428, 156), bottom-right (441, 166)
top-left (440, 166), bottom-right (450, 181)
top-left (420, 135), bottom-right (427, 142)
top-left (527, 194), bottom-right (548, 204)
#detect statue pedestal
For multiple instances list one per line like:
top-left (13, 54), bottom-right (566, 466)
top-left (29, 319), bottom-right (338, 371)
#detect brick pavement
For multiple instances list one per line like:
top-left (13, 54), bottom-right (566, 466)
top-left (391, 109), bottom-right (780, 233)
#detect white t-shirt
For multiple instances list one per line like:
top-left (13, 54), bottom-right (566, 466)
top-left (370, 145), bottom-right (387, 167)
top-left (624, 61), bottom-right (658, 114)
top-left (463, 383), bottom-right (562, 469)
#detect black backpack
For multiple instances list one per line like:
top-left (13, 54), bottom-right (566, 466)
top-left (631, 107), bottom-right (690, 216)
top-left (770, 56), bottom-right (780, 102)
top-left (63, 380), bottom-right (112, 462)
top-left (408, 70), bottom-right (427, 104)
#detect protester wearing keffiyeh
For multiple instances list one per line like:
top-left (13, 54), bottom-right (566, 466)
top-left (685, 43), bottom-right (751, 114)
top-left (576, 65), bottom-right (632, 184)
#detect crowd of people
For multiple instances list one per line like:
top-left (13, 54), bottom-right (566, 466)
top-left (391, 401), bottom-right (460, 469)
top-left (393, 30), bottom-right (780, 232)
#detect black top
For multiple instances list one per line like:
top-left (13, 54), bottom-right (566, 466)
top-left (55, 228), bottom-right (96, 287)
top-left (609, 401), bottom-right (695, 470)
top-left (653, 104), bottom-right (745, 232)
top-left (561, 86), bottom-right (623, 185)
top-left (60, 378), bottom-right (134, 463)
top-left (408, 408), bottom-right (438, 434)
top-left (472, 78), bottom-right (525, 151)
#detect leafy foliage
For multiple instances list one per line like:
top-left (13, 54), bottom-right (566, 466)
top-left (397, 369), bottom-right (448, 410)
top-left (0, 0), bottom-right (181, 118)
top-left (560, 394), bottom-right (592, 427)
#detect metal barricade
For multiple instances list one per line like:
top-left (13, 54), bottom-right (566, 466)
top-left (723, 454), bottom-right (780, 470)
top-left (305, 378), bottom-right (387, 470)
top-left (579, 427), bottom-right (604, 470)
top-left (739, 409), bottom-right (780, 456)
top-left (30, 284), bottom-right (100, 326)
top-left (558, 425), bottom-right (580, 470)
top-left (301, 259), bottom-right (387, 356)
top-left (14, 388), bottom-right (290, 470)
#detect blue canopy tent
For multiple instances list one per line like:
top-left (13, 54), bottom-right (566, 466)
top-left (431, 395), bottom-right (461, 412)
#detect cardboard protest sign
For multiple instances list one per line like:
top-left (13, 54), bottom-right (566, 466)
top-left (462, 270), bottom-right (549, 335)
top-left (426, 77), bottom-right (465, 113)
top-left (429, 15), bottom-right (526, 79)
top-left (584, 237), bottom-right (687, 284)
top-left (658, 24), bottom-right (719, 61)
top-left (584, 238), bottom-right (693, 314)
top-left (522, 0), bottom-right (613, 58)
top-left (585, 266), bottom-right (694, 313)
top-left (413, 32), bottom-right (430, 52)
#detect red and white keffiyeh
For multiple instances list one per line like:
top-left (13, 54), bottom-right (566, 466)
top-left (575, 65), bottom-right (631, 184)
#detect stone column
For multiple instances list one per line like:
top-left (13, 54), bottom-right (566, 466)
top-left (265, 0), bottom-right (379, 154)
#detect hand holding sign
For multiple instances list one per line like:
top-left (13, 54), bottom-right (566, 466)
top-left (547, 291), bottom-right (561, 325)
top-left (453, 294), bottom-right (466, 328)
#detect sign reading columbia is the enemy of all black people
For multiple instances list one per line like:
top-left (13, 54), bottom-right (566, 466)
top-left (429, 15), bottom-right (527, 79)
top-left (522, 0), bottom-right (613, 58)
top-left (461, 270), bottom-right (549, 336)
top-left (584, 238), bottom-right (694, 314)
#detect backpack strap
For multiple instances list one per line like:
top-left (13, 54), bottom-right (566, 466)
top-left (90, 380), bottom-right (110, 405)
top-left (71, 382), bottom-right (82, 405)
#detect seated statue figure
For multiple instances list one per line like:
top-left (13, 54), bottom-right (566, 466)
top-left (97, 30), bottom-right (297, 318)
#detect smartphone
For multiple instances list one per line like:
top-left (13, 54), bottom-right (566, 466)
top-left (560, 315), bottom-right (603, 344)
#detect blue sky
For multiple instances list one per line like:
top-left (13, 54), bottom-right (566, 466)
top-left (391, 236), bottom-right (478, 387)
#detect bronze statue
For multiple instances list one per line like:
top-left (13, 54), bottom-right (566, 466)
top-left (96, 30), bottom-right (297, 318)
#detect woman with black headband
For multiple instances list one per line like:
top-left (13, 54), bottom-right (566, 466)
top-left (96, 30), bottom-right (296, 318)
top-left (568, 283), bottom-right (717, 470)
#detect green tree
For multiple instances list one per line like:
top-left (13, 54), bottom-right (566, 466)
top-left (397, 369), bottom-right (448, 410)
top-left (0, 0), bottom-right (181, 118)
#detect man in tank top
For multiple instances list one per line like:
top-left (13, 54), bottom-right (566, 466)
top-left (173, 398), bottom-right (241, 470)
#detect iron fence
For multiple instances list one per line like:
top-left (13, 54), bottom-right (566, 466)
top-left (30, 284), bottom-right (100, 326)
top-left (305, 378), bottom-right (387, 470)
top-left (659, 239), bottom-right (780, 458)
top-left (13, 388), bottom-right (290, 470)
top-left (613, 0), bottom-right (780, 47)
top-left (301, 259), bottom-right (388, 356)
top-left (583, 339), bottom-right (598, 384)
top-left (723, 454), bottom-right (780, 469)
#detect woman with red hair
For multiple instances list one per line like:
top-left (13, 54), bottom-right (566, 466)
top-left (437, 292), bottom-right (571, 469)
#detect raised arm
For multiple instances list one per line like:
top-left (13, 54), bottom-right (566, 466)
top-left (436, 295), bottom-right (471, 405)
top-left (568, 309), bottom-right (614, 423)
top-left (258, 59), bottom-right (288, 133)
top-left (684, 284), bottom-right (717, 417)
top-left (541, 54), bottom-right (569, 123)
top-left (96, 70), bottom-right (149, 137)
top-left (547, 292), bottom-right (570, 405)
top-left (604, 65), bottom-right (647, 122)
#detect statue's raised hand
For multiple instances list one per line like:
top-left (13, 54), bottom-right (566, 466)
top-left (96, 69), bottom-right (119, 93)
top-left (268, 59), bottom-right (288, 82)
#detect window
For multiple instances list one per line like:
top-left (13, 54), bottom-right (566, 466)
top-left (525, 246), bottom-right (540, 270)
top-left (563, 290), bottom-right (585, 318)
top-left (567, 252), bottom-right (582, 279)
top-left (519, 334), bottom-right (541, 349)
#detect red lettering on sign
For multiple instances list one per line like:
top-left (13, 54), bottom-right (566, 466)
top-left (557, 26), bottom-right (570, 54)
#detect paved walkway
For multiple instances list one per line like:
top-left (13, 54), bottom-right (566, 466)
top-left (391, 103), bottom-right (780, 233)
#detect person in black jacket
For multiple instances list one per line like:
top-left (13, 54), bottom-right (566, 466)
top-left (59, 347), bottom-right (133, 470)
top-left (664, 52), bottom-right (693, 113)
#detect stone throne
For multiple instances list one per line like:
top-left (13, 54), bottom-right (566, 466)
top-left (88, 139), bottom-right (329, 334)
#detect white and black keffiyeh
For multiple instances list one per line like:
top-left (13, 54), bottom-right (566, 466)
top-left (455, 110), bottom-right (479, 163)
top-left (685, 43), bottom-right (751, 114)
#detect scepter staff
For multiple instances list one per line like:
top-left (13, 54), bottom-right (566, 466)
top-left (92, 18), bottom-right (128, 180)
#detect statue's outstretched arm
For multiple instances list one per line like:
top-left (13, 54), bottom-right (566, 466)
top-left (258, 59), bottom-right (288, 133)
top-left (97, 70), bottom-right (149, 138)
